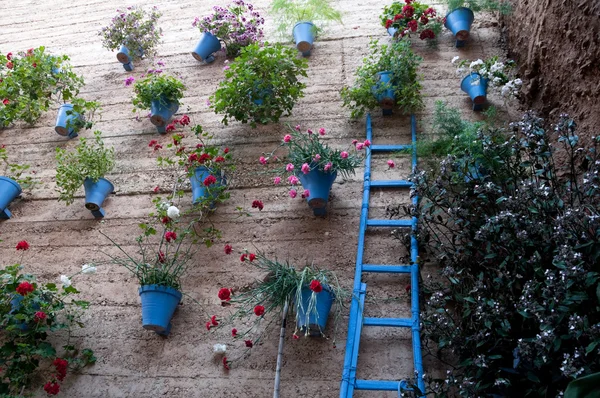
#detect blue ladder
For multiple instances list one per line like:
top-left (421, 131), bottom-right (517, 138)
top-left (340, 114), bottom-right (425, 396)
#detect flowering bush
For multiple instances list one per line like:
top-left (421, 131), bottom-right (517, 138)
top-left (0, 245), bottom-right (95, 396)
top-left (443, 0), bottom-right (511, 13)
top-left (408, 113), bottom-right (600, 396)
top-left (209, 43), bottom-right (308, 128)
top-left (193, 1), bottom-right (264, 58)
top-left (341, 39), bottom-right (424, 118)
top-left (380, 1), bottom-right (443, 41)
top-left (453, 55), bottom-right (522, 99)
top-left (99, 6), bottom-right (162, 60)
top-left (131, 68), bottom-right (185, 111)
top-left (270, 0), bottom-right (342, 37)
top-left (209, 251), bottom-right (348, 369)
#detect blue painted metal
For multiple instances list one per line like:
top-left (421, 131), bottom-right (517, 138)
top-left (139, 284), bottom-right (182, 336)
top-left (83, 177), bottom-right (114, 218)
top-left (296, 285), bottom-right (335, 336)
top-left (293, 21), bottom-right (315, 56)
top-left (461, 73), bottom-right (489, 111)
top-left (444, 7), bottom-right (475, 48)
top-left (192, 32), bottom-right (221, 64)
top-left (340, 114), bottom-right (425, 397)
top-left (297, 168), bottom-right (338, 216)
top-left (55, 104), bottom-right (79, 139)
top-left (0, 176), bottom-right (22, 219)
top-left (150, 99), bottom-right (179, 134)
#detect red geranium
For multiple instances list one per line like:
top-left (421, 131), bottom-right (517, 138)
top-left (53, 358), bottom-right (68, 381)
top-left (148, 139), bottom-right (158, 147)
top-left (16, 240), bottom-right (30, 250)
top-left (309, 280), bottom-right (323, 293)
top-left (2, 99), bottom-right (8, 105)
top-left (407, 19), bottom-right (418, 32)
top-left (218, 288), bottom-right (231, 301)
top-left (203, 175), bottom-right (217, 186)
top-left (34, 311), bottom-right (47, 323)
top-left (166, 123), bottom-right (176, 132)
top-left (6, 52), bottom-right (12, 60)
top-left (215, 156), bottom-right (225, 162)
top-left (164, 231), bottom-right (177, 242)
top-left (179, 115), bottom-right (190, 126)
top-left (222, 357), bottom-right (230, 370)
top-left (419, 29), bottom-right (435, 39)
top-left (385, 19), bottom-right (393, 29)
top-left (240, 253), bottom-right (247, 262)
top-left (251, 200), bottom-right (264, 211)
top-left (394, 13), bottom-right (404, 21)
top-left (6, 61), bottom-right (13, 69)
top-left (248, 253), bottom-right (256, 262)
top-left (402, 4), bottom-right (414, 18)
top-left (224, 244), bottom-right (233, 254)
top-left (16, 281), bottom-right (34, 296)
top-left (253, 305), bottom-right (265, 316)
top-left (43, 382), bottom-right (60, 395)
top-left (224, 148), bottom-right (229, 154)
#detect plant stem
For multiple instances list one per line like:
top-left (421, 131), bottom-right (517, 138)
top-left (273, 300), bottom-right (289, 398)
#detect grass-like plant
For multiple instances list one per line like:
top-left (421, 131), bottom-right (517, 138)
top-left (270, 0), bottom-right (343, 37)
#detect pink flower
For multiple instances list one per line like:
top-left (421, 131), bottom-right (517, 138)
top-left (307, 129), bottom-right (313, 135)
top-left (289, 189), bottom-right (297, 198)
top-left (301, 163), bottom-right (310, 174)
top-left (352, 139), bottom-right (358, 145)
top-left (286, 163), bottom-right (294, 172)
top-left (363, 139), bottom-right (371, 147)
top-left (313, 154), bottom-right (321, 161)
top-left (223, 65), bottom-right (230, 71)
top-left (302, 189), bottom-right (310, 198)
top-left (341, 151), bottom-right (349, 159)
top-left (387, 159), bottom-right (395, 168)
top-left (319, 128), bottom-right (325, 136)
top-left (124, 76), bottom-right (135, 86)
top-left (294, 125), bottom-right (301, 131)
top-left (259, 156), bottom-right (267, 165)
top-left (287, 175), bottom-right (299, 185)
top-left (283, 134), bottom-right (292, 143)
top-left (356, 143), bottom-right (364, 150)
top-left (274, 176), bottom-right (281, 185)
top-left (324, 162), bottom-right (332, 171)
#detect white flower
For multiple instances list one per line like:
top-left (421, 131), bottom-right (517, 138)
top-left (501, 85), bottom-right (511, 97)
top-left (490, 62), bottom-right (504, 73)
top-left (469, 59), bottom-right (484, 70)
top-left (451, 56), bottom-right (460, 64)
top-left (166, 206), bottom-right (180, 219)
top-left (81, 264), bottom-right (97, 274)
top-left (60, 275), bottom-right (72, 287)
top-left (479, 67), bottom-right (488, 78)
top-left (514, 78), bottom-right (523, 86)
top-left (493, 77), bottom-right (503, 85)
top-left (213, 343), bottom-right (227, 354)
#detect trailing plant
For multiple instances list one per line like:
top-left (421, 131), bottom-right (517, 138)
top-left (193, 1), bottom-right (264, 58)
top-left (0, 47), bottom-right (86, 127)
top-left (209, 42), bottom-right (308, 128)
top-left (407, 113), bottom-right (600, 397)
top-left (380, 1), bottom-right (443, 42)
top-left (131, 68), bottom-right (185, 111)
top-left (443, 0), bottom-right (512, 14)
top-left (99, 6), bottom-right (162, 61)
top-left (340, 39), bottom-right (424, 119)
top-left (270, 0), bottom-right (343, 37)
top-left (453, 55), bottom-right (522, 99)
top-left (63, 97), bottom-right (101, 135)
top-left (1, 144), bottom-right (34, 189)
top-left (0, 242), bottom-right (96, 396)
top-left (55, 131), bottom-right (115, 205)
top-left (209, 250), bottom-right (349, 369)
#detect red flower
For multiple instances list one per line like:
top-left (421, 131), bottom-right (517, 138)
top-left (180, 115), bottom-right (190, 126)
top-left (34, 311), bottom-right (47, 323)
top-left (224, 148), bottom-right (229, 154)
top-left (206, 321), bottom-right (212, 330)
top-left (16, 281), bottom-right (34, 296)
top-left (402, 5), bottom-right (415, 18)
top-left (253, 305), bottom-right (265, 316)
top-left (248, 253), bottom-right (256, 262)
top-left (2, 99), bottom-right (8, 105)
top-left (43, 382), bottom-right (60, 395)
top-left (203, 175), bottom-right (217, 186)
top-left (164, 231), bottom-right (177, 242)
top-left (195, 144), bottom-right (203, 149)
top-left (6, 61), bottom-right (13, 69)
top-left (222, 357), bottom-right (230, 370)
top-left (172, 133), bottom-right (184, 145)
top-left (211, 315), bottom-right (219, 326)
top-left (53, 358), bottom-right (68, 381)
top-left (244, 340), bottom-right (253, 348)
top-left (309, 280), bottom-right (323, 293)
top-left (158, 251), bottom-right (166, 263)
top-left (385, 19), bottom-right (393, 29)
top-left (218, 288), bottom-right (231, 301)
top-left (407, 19), bottom-right (418, 32)
top-left (224, 244), bottom-right (233, 254)
top-left (16, 240), bottom-right (30, 250)
top-left (393, 13), bottom-right (404, 21)
top-left (188, 153), bottom-right (199, 163)
top-left (420, 15), bottom-right (429, 24)
top-left (251, 200), bottom-right (264, 211)
top-left (161, 216), bottom-right (170, 224)
top-left (199, 153), bottom-right (212, 163)
top-left (153, 186), bottom-right (160, 193)
top-left (6, 52), bottom-right (12, 60)
top-left (32, 63), bottom-right (37, 68)
top-left (215, 156), bottom-right (225, 162)
top-left (176, 146), bottom-right (186, 155)
top-left (148, 140), bottom-right (158, 147)
top-left (166, 123), bottom-right (176, 132)
top-left (153, 144), bottom-right (163, 151)
top-left (419, 29), bottom-right (435, 40)
top-left (240, 253), bottom-right (247, 262)
top-left (405, 284), bottom-right (411, 293)
top-left (27, 48), bottom-right (33, 55)
top-left (292, 333), bottom-right (299, 340)
top-left (231, 328), bottom-right (237, 337)
top-left (425, 7), bottom-right (436, 16)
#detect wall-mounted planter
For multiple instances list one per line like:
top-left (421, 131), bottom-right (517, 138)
top-left (116, 44), bottom-right (143, 72)
top-left (445, 7), bottom-right (475, 48)
top-left (296, 168), bottom-right (337, 216)
top-left (0, 176), bottom-right (22, 219)
top-left (387, 27), bottom-right (398, 37)
top-left (296, 284), bottom-right (335, 336)
top-left (55, 104), bottom-right (80, 139)
top-left (9, 294), bottom-right (40, 331)
top-left (83, 177), bottom-right (114, 218)
top-left (150, 99), bottom-right (179, 134)
top-left (139, 284), bottom-right (182, 336)
top-left (192, 32), bottom-right (222, 64)
top-left (293, 21), bottom-right (315, 57)
top-left (372, 71), bottom-right (396, 116)
top-left (189, 166), bottom-right (224, 207)
top-left (461, 73), bottom-right (488, 111)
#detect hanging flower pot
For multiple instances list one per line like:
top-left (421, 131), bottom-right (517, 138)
top-left (191, 32), bottom-right (222, 64)
top-left (371, 71), bottom-right (396, 116)
top-left (83, 177), bottom-right (114, 218)
top-left (296, 284), bottom-right (335, 336)
top-left (0, 176), bottom-right (22, 219)
top-left (387, 26), bottom-right (398, 37)
top-left (460, 73), bottom-right (488, 111)
top-left (139, 284), bottom-right (182, 336)
top-left (116, 44), bottom-right (140, 72)
top-left (55, 104), bottom-right (80, 139)
top-left (9, 294), bottom-right (40, 331)
top-left (444, 7), bottom-right (475, 48)
top-left (297, 168), bottom-right (337, 216)
top-left (189, 166), bottom-right (224, 206)
top-left (150, 99), bottom-right (179, 134)
top-left (292, 22), bottom-right (316, 56)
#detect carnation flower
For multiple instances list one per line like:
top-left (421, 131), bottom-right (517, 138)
top-left (166, 205), bottom-right (180, 218)
top-left (253, 305), bottom-right (265, 316)
top-left (60, 275), bottom-right (71, 288)
top-left (251, 200), bottom-right (264, 211)
top-left (164, 231), bottom-right (177, 242)
top-left (224, 244), bottom-right (233, 254)
top-left (285, 163), bottom-right (294, 172)
top-left (289, 189), bottom-right (297, 198)
top-left (283, 134), bottom-right (292, 143)
top-left (387, 159), bottom-right (395, 168)
top-left (301, 163), bottom-right (310, 174)
top-left (259, 156), bottom-right (267, 165)
top-left (16, 240), bottom-right (30, 250)
top-left (309, 280), bottom-right (323, 293)
top-left (218, 288), bottom-right (231, 301)
top-left (274, 176), bottom-right (281, 185)
top-left (318, 128), bottom-right (325, 136)
top-left (213, 343), bottom-right (227, 354)
top-left (340, 151), bottom-right (349, 159)
top-left (82, 264), bottom-right (97, 274)
top-left (288, 175), bottom-right (299, 185)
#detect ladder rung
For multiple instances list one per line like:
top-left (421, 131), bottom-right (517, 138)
top-left (370, 180), bottom-right (412, 188)
top-left (366, 219), bottom-right (412, 228)
top-left (355, 380), bottom-right (406, 391)
top-left (362, 264), bottom-right (411, 274)
top-left (371, 144), bottom-right (412, 152)
top-left (364, 317), bottom-right (412, 327)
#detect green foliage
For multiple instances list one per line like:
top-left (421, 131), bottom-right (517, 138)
top-left (444, 0), bottom-right (512, 14)
top-left (410, 113), bottom-right (600, 396)
top-left (209, 42), bottom-right (308, 128)
top-left (340, 39), bottom-right (424, 119)
top-left (0, 47), bottom-right (86, 127)
top-left (55, 131), bottom-right (115, 205)
top-left (132, 71), bottom-right (185, 111)
top-left (0, 145), bottom-right (33, 190)
top-left (64, 97), bottom-right (101, 134)
top-left (270, 0), bottom-right (342, 37)
top-left (0, 264), bottom-right (94, 396)
top-left (98, 6), bottom-right (162, 60)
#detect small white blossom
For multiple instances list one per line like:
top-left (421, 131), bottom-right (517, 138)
top-left (166, 206), bottom-right (180, 219)
top-left (469, 59), bottom-right (484, 69)
top-left (81, 264), bottom-right (97, 274)
top-left (60, 275), bottom-right (72, 287)
top-left (451, 56), bottom-right (460, 64)
top-left (213, 343), bottom-right (227, 354)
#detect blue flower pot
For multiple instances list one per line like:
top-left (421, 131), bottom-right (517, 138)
top-left (296, 285), bottom-right (335, 336)
top-left (387, 27), bottom-right (398, 37)
top-left (296, 168), bottom-right (337, 216)
top-left (461, 73), bottom-right (489, 111)
top-left (0, 176), bottom-right (22, 219)
top-left (445, 7), bottom-right (475, 47)
top-left (293, 21), bottom-right (315, 56)
top-left (192, 32), bottom-right (222, 64)
top-left (189, 166), bottom-right (224, 206)
top-left (372, 71), bottom-right (395, 116)
top-left (139, 284), bottom-right (182, 336)
top-left (9, 294), bottom-right (41, 331)
top-left (83, 177), bottom-right (114, 218)
top-left (55, 104), bottom-right (79, 139)
top-left (150, 99), bottom-right (179, 134)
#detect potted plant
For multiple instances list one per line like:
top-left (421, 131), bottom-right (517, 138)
top-left (55, 131), bottom-right (115, 218)
top-left (55, 97), bottom-right (100, 140)
top-left (0, 145), bottom-right (33, 219)
top-left (191, 1), bottom-right (264, 63)
top-left (210, 43), bottom-right (308, 128)
top-left (442, 0), bottom-right (511, 47)
top-left (270, 0), bottom-right (342, 56)
top-left (341, 39), bottom-right (424, 118)
top-left (380, 1), bottom-right (443, 42)
top-left (453, 55), bottom-right (521, 110)
top-left (259, 124), bottom-right (365, 216)
top-left (99, 6), bottom-right (162, 71)
top-left (131, 68), bottom-right (185, 134)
